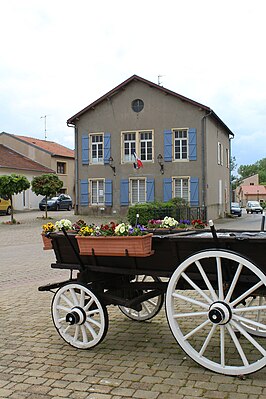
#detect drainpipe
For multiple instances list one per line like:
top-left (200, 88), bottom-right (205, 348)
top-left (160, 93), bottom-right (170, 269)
top-left (201, 109), bottom-right (212, 221)
top-left (67, 122), bottom-right (78, 215)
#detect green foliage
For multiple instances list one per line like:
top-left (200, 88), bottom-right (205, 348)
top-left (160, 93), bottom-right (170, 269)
top-left (238, 157), bottom-right (266, 183)
top-left (31, 173), bottom-right (63, 197)
top-left (31, 173), bottom-right (63, 218)
top-left (0, 174), bottom-right (30, 223)
top-left (0, 174), bottom-right (30, 197)
top-left (127, 198), bottom-right (196, 226)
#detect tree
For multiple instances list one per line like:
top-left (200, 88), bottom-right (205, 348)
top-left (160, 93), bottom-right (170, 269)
top-left (238, 157), bottom-right (266, 183)
top-left (31, 173), bottom-right (63, 218)
top-left (0, 174), bottom-right (30, 223)
top-left (230, 156), bottom-right (239, 190)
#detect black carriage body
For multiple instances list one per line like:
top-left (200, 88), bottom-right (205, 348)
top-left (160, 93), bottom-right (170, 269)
top-left (50, 230), bottom-right (266, 278)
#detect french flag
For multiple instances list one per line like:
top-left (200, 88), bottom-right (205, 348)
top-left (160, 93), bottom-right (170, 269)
top-left (133, 152), bottom-right (143, 169)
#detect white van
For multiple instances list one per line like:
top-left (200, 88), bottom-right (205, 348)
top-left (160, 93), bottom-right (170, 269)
top-left (246, 201), bottom-right (263, 214)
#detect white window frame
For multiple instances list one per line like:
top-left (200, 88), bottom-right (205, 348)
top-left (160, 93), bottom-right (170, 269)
top-left (173, 128), bottom-right (189, 161)
top-left (89, 178), bottom-right (105, 205)
top-left (173, 176), bottom-right (190, 202)
top-left (121, 130), bottom-right (154, 164)
top-left (218, 142), bottom-right (223, 166)
top-left (225, 148), bottom-right (229, 168)
top-left (89, 133), bottom-right (104, 164)
top-left (129, 178), bottom-right (146, 205)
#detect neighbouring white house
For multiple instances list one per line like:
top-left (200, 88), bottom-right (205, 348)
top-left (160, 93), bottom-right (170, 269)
top-left (0, 144), bottom-right (55, 210)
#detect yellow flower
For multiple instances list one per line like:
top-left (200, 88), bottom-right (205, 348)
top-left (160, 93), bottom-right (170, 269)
top-left (42, 222), bottom-right (56, 233)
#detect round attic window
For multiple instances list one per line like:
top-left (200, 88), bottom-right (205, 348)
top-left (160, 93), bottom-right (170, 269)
top-left (131, 99), bottom-right (144, 113)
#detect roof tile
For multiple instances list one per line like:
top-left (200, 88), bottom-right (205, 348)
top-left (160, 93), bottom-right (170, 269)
top-left (14, 135), bottom-right (74, 158)
top-left (0, 144), bottom-right (55, 173)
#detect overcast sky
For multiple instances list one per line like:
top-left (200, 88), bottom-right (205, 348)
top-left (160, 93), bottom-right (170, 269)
top-left (1, 0), bottom-right (266, 171)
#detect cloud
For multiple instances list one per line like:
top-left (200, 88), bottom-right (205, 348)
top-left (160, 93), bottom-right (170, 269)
top-left (0, 0), bottom-right (266, 165)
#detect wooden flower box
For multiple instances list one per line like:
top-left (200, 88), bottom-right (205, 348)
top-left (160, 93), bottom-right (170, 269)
top-left (75, 233), bottom-right (153, 257)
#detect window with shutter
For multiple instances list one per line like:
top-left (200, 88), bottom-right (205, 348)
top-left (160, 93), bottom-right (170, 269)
top-left (90, 133), bottom-right (103, 164)
top-left (82, 134), bottom-right (89, 165)
top-left (164, 130), bottom-right (172, 162)
top-left (80, 179), bottom-right (89, 205)
top-left (163, 178), bottom-right (172, 202)
top-left (174, 177), bottom-right (189, 201)
top-left (188, 128), bottom-right (197, 161)
top-left (130, 179), bottom-right (146, 204)
top-left (120, 179), bottom-right (129, 206)
top-left (89, 179), bottom-right (104, 205)
top-left (105, 179), bottom-right (112, 206)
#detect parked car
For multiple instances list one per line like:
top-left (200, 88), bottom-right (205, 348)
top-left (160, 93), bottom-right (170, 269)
top-left (0, 197), bottom-right (11, 215)
top-left (246, 201), bottom-right (263, 214)
top-left (230, 202), bottom-right (242, 217)
top-left (39, 194), bottom-right (72, 211)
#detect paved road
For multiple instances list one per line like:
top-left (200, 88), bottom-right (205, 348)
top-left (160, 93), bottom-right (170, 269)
top-left (1, 211), bottom-right (266, 398)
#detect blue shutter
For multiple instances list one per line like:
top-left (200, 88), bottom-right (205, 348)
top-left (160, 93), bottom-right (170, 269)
top-left (105, 179), bottom-right (112, 206)
top-left (146, 178), bottom-right (154, 202)
top-left (164, 130), bottom-right (172, 162)
top-left (190, 177), bottom-right (199, 206)
top-left (120, 179), bottom-right (129, 206)
top-left (80, 179), bottom-right (89, 206)
top-left (104, 133), bottom-right (111, 164)
top-left (163, 178), bottom-right (172, 202)
top-left (82, 134), bottom-right (89, 165)
top-left (189, 128), bottom-right (197, 161)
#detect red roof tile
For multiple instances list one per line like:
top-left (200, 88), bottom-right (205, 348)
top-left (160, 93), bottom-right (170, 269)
top-left (0, 144), bottom-right (55, 173)
top-left (14, 135), bottom-right (74, 158)
top-left (240, 185), bottom-right (266, 195)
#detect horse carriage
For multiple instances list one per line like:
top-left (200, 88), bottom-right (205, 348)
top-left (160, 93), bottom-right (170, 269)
top-left (39, 219), bottom-right (266, 376)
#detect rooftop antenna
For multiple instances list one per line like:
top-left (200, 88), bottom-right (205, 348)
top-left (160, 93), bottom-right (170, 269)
top-left (158, 75), bottom-right (164, 86)
top-left (40, 115), bottom-right (48, 140)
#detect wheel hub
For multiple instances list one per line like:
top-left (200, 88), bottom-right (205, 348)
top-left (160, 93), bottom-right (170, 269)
top-left (208, 301), bottom-right (232, 325)
top-left (66, 306), bottom-right (86, 325)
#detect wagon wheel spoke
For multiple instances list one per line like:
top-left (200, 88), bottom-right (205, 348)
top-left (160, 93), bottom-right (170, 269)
top-left (233, 314), bottom-right (266, 331)
top-left (230, 281), bottom-right (264, 307)
top-left (216, 256), bottom-right (224, 300)
top-left (199, 324), bottom-right (217, 356)
top-left (52, 283), bottom-right (108, 349)
top-left (226, 324), bottom-right (249, 366)
top-left (84, 297), bottom-right (94, 312)
top-left (69, 288), bottom-right (79, 306)
top-left (233, 297), bottom-right (266, 337)
top-left (195, 261), bottom-right (218, 301)
top-left (173, 311), bottom-right (208, 319)
top-left (220, 325), bottom-right (225, 368)
top-left (172, 292), bottom-right (209, 309)
top-left (166, 250), bottom-right (266, 375)
top-left (60, 293), bottom-right (74, 308)
top-left (183, 319), bottom-right (210, 340)
top-left (225, 263), bottom-right (243, 302)
top-left (181, 272), bottom-right (213, 304)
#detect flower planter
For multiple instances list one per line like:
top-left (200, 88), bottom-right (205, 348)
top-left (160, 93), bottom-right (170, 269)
top-left (41, 233), bottom-right (53, 250)
top-left (76, 233), bottom-right (153, 257)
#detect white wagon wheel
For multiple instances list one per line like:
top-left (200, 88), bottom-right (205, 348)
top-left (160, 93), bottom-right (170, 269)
top-left (119, 275), bottom-right (164, 321)
top-left (52, 283), bottom-right (108, 349)
top-left (166, 250), bottom-right (266, 375)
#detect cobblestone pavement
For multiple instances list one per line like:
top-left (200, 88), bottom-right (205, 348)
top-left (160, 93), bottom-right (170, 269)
top-left (1, 211), bottom-right (266, 398)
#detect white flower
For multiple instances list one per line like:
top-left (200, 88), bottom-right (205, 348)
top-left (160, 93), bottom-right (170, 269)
top-left (55, 219), bottom-right (72, 231)
top-left (115, 222), bottom-right (131, 235)
top-left (160, 216), bottom-right (178, 228)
